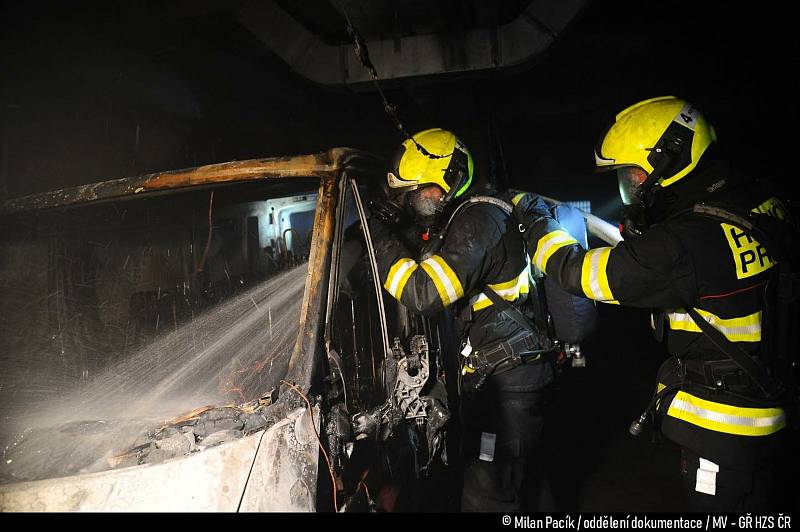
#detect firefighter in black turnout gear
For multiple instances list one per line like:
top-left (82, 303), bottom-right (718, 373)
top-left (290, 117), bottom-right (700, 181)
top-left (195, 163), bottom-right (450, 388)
top-left (368, 128), bottom-right (555, 511)
top-left (514, 96), bottom-right (798, 511)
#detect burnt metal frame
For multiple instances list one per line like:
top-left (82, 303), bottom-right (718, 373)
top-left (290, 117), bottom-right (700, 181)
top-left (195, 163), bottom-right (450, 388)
top-left (0, 148), bottom-right (382, 398)
top-left (0, 148), bottom-right (392, 511)
top-left (321, 173), bottom-right (394, 415)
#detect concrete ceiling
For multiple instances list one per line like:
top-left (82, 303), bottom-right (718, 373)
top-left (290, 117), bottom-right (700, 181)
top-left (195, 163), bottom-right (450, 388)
top-left (44, 0), bottom-right (588, 87)
top-left (238, 0), bottom-right (589, 86)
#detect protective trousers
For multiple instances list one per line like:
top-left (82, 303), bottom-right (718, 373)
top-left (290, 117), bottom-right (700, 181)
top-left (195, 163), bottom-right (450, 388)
top-left (460, 361), bottom-right (554, 512)
top-left (679, 446), bottom-right (779, 512)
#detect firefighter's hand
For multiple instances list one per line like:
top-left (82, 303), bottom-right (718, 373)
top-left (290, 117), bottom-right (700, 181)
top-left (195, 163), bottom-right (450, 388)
top-left (511, 192), bottom-right (553, 232)
top-left (368, 198), bottom-right (405, 227)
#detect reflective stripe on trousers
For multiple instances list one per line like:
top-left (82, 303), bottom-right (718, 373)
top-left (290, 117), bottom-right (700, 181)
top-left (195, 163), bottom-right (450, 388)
top-left (666, 390), bottom-right (786, 437)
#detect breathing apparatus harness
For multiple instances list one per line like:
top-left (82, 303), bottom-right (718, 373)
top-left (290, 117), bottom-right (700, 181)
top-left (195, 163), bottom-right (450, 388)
top-left (630, 201), bottom-right (800, 436)
top-left (422, 196), bottom-right (555, 393)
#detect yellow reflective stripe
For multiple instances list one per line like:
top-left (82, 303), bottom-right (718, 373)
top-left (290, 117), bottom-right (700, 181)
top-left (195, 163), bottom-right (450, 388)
top-left (532, 230), bottom-right (578, 272)
top-left (471, 286), bottom-right (528, 311)
top-left (394, 262), bottom-right (418, 300)
top-left (489, 264), bottom-right (530, 295)
top-left (420, 255), bottom-right (464, 307)
top-left (384, 258), bottom-right (418, 299)
top-left (432, 254), bottom-right (465, 301)
top-left (511, 192), bottom-right (526, 206)
top-left (471, 295), bottom-right (492, 311)
top-left (656, 382), bottom-right (667, 409)
top-left (580, 247), bottom-right (614, 301)
top-left (470, 265), bottom-right (530, 311)
top-left (667, 391), bottom-right (786, 436)
top-left (667, 309), bottom-right (762, 342)
top-left (420, 261), bottom-right (451, 306)
top-left (490, 275), bottom-right (522, 291)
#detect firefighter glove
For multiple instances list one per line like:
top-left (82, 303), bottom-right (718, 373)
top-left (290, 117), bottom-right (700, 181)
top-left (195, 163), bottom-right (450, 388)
top-left (368, 198), bottom-right (406, 227)
top-left (512, 192), bottom-right (553, 233)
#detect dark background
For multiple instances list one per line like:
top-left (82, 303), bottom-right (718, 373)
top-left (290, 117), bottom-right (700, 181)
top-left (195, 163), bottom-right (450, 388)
top-left (2, 0), bottom-right (796, 216)
top-left (1, 0), bottom-right (797, 511)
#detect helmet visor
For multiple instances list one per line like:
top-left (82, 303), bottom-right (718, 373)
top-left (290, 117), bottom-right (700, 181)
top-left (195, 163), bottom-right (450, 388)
top-left (616, 167), bottom-right (648, 205)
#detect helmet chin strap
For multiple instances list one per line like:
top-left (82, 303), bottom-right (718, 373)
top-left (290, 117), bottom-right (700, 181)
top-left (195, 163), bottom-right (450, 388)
top-left (639, 123), bottom-right (693, 208)
top-left (435, 169), bottom-right (468, 215)
top-left (620, 204), bottom-right (648, 239)
top-left (637, 146), bottom-right (677, 209)
top-left (636, 175), bottom-right (661, 210)
top-left (624, 152), bottom-right (675, 235)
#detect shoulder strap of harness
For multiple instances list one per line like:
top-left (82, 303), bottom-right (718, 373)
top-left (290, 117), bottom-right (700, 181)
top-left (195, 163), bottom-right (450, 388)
top-left (424, 195), bottom-right (514, 257)
top-left (674, 201), bottom-right (800, 400)
top-left (672, 201), bottom-right (799, 263)
top-left (440, 195), bottom-right (512, 235)
top-left (685, 306), bottom-right (782, 399)
top-left (439, 196), bottom-right (548, 342)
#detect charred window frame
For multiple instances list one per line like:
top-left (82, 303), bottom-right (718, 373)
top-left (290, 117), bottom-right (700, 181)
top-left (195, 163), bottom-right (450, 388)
top-left (324, 174), bottom-right (398, 414)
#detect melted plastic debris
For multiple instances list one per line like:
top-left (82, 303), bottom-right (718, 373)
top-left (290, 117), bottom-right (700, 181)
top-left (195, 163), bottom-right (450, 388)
top-left (1, 388), bottom-right (281, 483)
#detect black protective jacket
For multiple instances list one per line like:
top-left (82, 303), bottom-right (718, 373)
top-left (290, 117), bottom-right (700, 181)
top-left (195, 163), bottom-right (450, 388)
top-left (520, 161), bottom-right (792, 470)
top-left (370, 195), bottom-right (534, 352)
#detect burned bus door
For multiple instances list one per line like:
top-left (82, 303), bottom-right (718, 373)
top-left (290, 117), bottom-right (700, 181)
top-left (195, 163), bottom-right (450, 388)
top-left (322, 174), bottom-right (455, 511)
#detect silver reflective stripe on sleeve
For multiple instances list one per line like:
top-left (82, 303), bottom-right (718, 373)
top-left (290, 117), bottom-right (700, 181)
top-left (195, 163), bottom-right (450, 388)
top-left (580, 247), bottom-right (615, 302)
top-left (384, 258), bottom-right (418, 300)
top-left (532, 230), bottom-right (578, 272)
top-left (420, 255), bottom-right (464, 307)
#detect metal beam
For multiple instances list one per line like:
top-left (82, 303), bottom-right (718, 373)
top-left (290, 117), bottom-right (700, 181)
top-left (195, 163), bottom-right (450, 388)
top-left (0, 148), bottom-right (379, 215)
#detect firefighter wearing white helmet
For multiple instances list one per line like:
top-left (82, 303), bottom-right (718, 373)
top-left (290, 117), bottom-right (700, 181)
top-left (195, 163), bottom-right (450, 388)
top-left (513, 96), bottom-right (796, 511)
top-left (369, 128), bottom-right (557, 511)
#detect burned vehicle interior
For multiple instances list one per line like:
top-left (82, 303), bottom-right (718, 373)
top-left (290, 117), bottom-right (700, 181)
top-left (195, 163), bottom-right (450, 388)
top-left (0, 149), bottom-right (472, 511)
